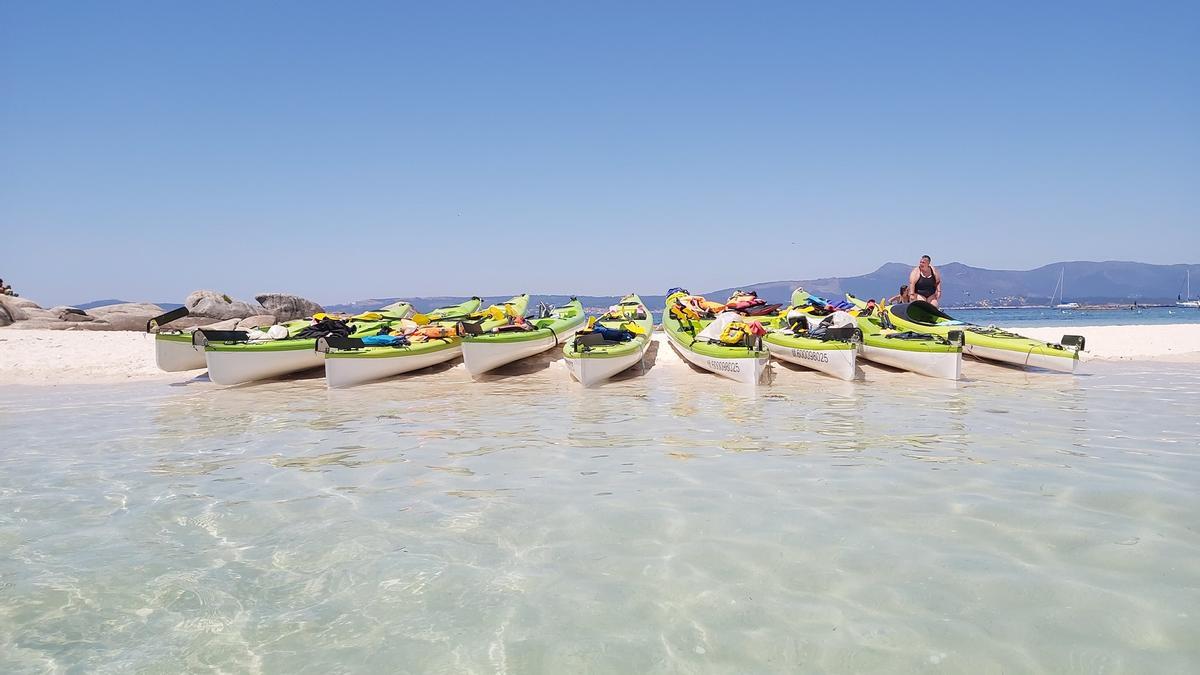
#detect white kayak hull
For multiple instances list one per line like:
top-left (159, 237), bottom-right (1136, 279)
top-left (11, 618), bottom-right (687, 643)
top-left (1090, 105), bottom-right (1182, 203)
top-left (765, 341), bottom-right (857, 381)
top-left (325, 344), bottom-right (463, 388)
top-left (666, 331), bottom-right (768, 385)
top-left (205, 348), bottom-right (324, 385)
top-left (965, 344), bottom-right (1079, 373)
top-left (564, 345), bottom-right (648, 387)
top-left (155, 335), bottom-right (207, 372)
top-left (859, 343), bottom-right (962, 380)
top-left (462, 323), bottom-right (584, 377)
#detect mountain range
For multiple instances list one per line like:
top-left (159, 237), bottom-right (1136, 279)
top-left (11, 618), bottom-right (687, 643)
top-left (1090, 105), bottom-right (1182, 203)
top-left (710, 261), bottom-right (1200, 307)
top-left (323, 261), bottom-right (1199, 312)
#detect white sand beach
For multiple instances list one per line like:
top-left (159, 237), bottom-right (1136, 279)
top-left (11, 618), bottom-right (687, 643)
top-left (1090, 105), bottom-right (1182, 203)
top-left (0, 330), bottom-right (170, 385)
top-left (1019, 324), bottom-right (1200, 362)
top-left (2, 324), bottom-right (1200, 386)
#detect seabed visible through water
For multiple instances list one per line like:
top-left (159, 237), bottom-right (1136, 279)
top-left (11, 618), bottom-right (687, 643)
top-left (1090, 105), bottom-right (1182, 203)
top-left (2, 348), bottom-right (1199, 673)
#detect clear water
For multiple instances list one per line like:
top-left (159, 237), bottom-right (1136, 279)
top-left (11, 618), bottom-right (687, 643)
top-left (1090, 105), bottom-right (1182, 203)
top-left (949, 306), bottom-right (1200, 327)
top-left (2, 352), bottom-right (1199, 673)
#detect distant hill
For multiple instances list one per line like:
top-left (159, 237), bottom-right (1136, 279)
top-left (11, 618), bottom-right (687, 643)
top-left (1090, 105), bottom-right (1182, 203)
top-left (710, 261), bottom-right (1200, 307)
top-left (74, 299), bottom-right (184, 311)
top-left (326, 261), bottom-right (1198, 312)
top-left (75, 299), bottom-right (130, 310)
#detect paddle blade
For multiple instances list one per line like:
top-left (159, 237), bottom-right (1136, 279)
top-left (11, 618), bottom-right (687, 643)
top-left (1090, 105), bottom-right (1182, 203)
top-left (146, 306), bottom-right (189, 332)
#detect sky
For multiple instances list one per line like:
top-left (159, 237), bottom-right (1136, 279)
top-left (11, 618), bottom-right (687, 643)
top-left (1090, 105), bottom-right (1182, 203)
top-left (1, 2), bottom-right (1198, 307)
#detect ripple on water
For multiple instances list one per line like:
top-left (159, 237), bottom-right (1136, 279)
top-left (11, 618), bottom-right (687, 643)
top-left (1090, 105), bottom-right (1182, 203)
top-left (1, 361), bottom-right (1199, 672)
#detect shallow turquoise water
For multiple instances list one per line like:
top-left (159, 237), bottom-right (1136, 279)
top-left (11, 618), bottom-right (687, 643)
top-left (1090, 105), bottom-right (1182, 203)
top-left (2, 353), bottom-right (1199, 673)
top-left (952, 305), bottom-right (1200, 327)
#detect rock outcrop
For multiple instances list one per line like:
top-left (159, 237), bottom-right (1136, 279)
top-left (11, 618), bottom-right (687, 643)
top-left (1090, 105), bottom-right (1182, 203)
top-left (1, 290), bottom-right (324, 331)
top-left (255, 293), bottom-right (324, 322)
top-left (185, 318), bottom-right (240, 333)
top-left (0, 296), bottom-right (28, 325)
top-left (237, 314), bottom-right (279, 330)
top-left (7, 297), bottom-right (41, 310)
top-left (184, 290), bottom-right (268, 321)
top-left (88, 303), bottom-right (170, 331)
top-left (51, 306), bottom-right (96, 322)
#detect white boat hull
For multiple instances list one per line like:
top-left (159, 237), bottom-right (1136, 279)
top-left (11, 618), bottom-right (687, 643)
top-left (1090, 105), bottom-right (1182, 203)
top-left (564, 345), bottom-right (648, 387)
top-left (462, 323), bottom-right (584, 377)
top-left (765, 341), bottom-right (857, 381)
top-left (325, 345), bottom-right (462, 388)
top-left (666, 331), bottom-right (768, 385)
top-left (205, 348), bottom-right (324, 385)
top-left (155, 336), bottom-right (207, 372)
top-left (859, 343), bottom-right (962, 380)
top-left (965, 344), bottom-right (1079, 373)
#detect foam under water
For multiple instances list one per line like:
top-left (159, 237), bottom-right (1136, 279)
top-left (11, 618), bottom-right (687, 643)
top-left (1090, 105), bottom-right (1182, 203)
top-left (2, 347), bottom-right (1198, 672)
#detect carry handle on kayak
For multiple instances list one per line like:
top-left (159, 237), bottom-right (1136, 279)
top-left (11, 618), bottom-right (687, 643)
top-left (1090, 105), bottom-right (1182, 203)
top-left (946, 330), bottom-right (965, 347)
top-left (1060, 334), bottom-right (1086, 351)
top-left (146, 306), bottom-right (189, 333)
top-left (316, 336), bottom-right (365, 353)
top-left (192, 329), bottom-right (249, 347)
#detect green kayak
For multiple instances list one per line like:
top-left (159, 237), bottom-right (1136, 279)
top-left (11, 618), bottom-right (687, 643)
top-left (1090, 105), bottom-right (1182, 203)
top-left (562, 294), bottom-right (654, 386)
top-left (759, 289), bottom-right (859, 380)
top-left (202, 302), bottom-right (413, 385)
top-left (321, 297), bottom-right (485, 388)
top-left (663, 290), bottom-right (769, 385)
top-left (843, 294), bottom-right (962, 379)
top-left (461, 296), bottom-right (585, 376)
top-left (885, 300), bottom-right (1083, 372)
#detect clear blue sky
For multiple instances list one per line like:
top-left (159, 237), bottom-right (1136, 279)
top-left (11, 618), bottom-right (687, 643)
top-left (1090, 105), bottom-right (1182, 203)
top-left (2, 2), bottom-right (1197, 306)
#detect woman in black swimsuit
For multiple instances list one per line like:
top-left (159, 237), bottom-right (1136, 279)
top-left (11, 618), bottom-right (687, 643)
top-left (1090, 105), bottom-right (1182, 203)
top-left (908, 255), bottom-right (941, 307)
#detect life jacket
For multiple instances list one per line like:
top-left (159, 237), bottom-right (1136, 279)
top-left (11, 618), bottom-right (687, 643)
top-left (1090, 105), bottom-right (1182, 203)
top-left (622, 320), bottom-right (647, 336)
top-left (726, 291), bottom-right (765, 310)
top-left (414, 325), bottom-right (457, 339)
top-left (363, 334), bottom-right (409, 346)
top-left (604, 303), bottom-right (645, 321)
top-left (296, 317), bottom-right (353, 339)
top-left (676, 295), bottom-right (721, 317)
top-left (493, 315), bottom-right (531, 332)
top-left (670, 301), bottom-right (699, 321)
top-left (719, 321), bottom-right (749, 345)
top-left (475, 306), bottom-right (506, 322)
top-left (740, 303), bottom-right (783, 316)
top-left (589, 324), bottom-right (636, 342)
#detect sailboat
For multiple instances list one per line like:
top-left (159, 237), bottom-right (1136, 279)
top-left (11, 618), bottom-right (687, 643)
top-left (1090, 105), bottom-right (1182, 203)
top-left (1050, 268), bottom-right (1080, 309)
top-left (1179, 269), bottom-right (1200, 308)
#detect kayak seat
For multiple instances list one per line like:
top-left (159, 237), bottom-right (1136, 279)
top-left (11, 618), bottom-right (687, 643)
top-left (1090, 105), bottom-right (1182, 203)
top-left (458, 320), bottom-right (485, 335)
top-left (821, 326), bottom-right (859, 342)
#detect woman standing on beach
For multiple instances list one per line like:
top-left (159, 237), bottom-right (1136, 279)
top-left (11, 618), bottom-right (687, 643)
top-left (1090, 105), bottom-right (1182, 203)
top-left (909, 255), bottom-right (941, 306)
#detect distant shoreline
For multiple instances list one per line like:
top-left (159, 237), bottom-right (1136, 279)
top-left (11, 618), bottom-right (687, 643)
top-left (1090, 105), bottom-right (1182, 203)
top-left (947, 303), bottom-right (1184, 310)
